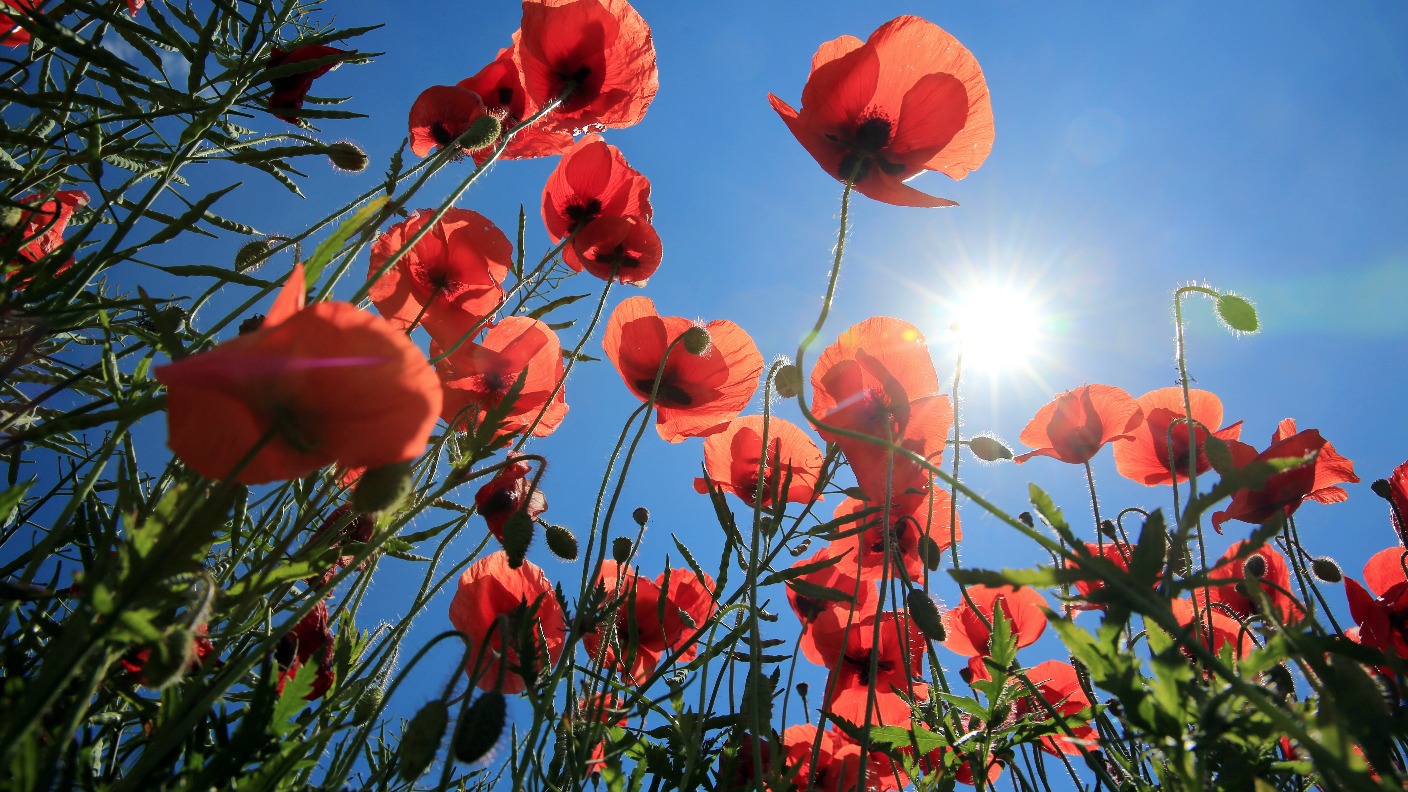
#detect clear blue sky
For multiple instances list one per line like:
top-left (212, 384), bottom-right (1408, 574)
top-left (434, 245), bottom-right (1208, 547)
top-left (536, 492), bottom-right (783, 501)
top-left (204, 0), bottom-right (1408, 748)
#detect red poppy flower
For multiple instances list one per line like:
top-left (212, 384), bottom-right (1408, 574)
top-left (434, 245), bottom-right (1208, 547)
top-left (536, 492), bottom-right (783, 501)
top-left (1196, 541), bottom-right (1301, 623)
top-left (518, 0), bottom-right (658, 131)
top-left (408, 85), bottom-right (489, 157)
top-left (367, 208), bottom-right (513, 347)
top-left (603, 296), bottom-right (762, 443)
top-left (768, 16), bottom-right (994, 207)
top-left (941, 584), bottom-right (1048, 658)
top-left (121, 625), bottom-right (218, 687)
top-left (1211, 419), bottom-right (1358, 531)
top-left (449, 551), bottom-right (567, 693)
top-left (811, 608), bottom-right (926, 727)
top-left (305, 504), bottom-right (376, 592)
top-left (475, 456), bottom-right (547, 542)
top-left (785, 548), bottom-right (878, 666)
top-left (566, 215), bottom-right (661, 286)
top-left (1364, 546), bottom-right (1408, 598)
top-left (1015, 384), bottom-right (1142, 465)
top-left (1, 0), bottom-right (37, 47)
top-left (811, 317), bottom-right (951, 502)
top-left (780, 725), bottom-right (900, 792)
top-left (1170, 597), bottom-right (1253, 662)
top-left (3, 189), bottom-right (88, 286)
top-left (1011, 660), bottom-right (1096, 756)
top-left (458, 45), bottom-right (574, 165)
top-left (541, 134), bottom-right (652, 244)
top-left (1066, 541), bottom-right (1134, 613)
top-left (829, 487), bottom-right (960, 582)
top-left (265, 45), bottom-right (350, 123)
top-left (583, 562), bottom-right (714, 683)
top-left (1112, 387), bottom-right (1244, 486)
top-left (435, 316), bottom-right (568, 441)
top-left (693, 415), bottom-right (824, 508)
top-left (571, 693), bottom-right (627, 775)
top-left (276, 601), bottom-right (335, 700)
top-left (156, 265), bottom-right (442, 485)
top-left (126, 0), bottom-right (143, 14)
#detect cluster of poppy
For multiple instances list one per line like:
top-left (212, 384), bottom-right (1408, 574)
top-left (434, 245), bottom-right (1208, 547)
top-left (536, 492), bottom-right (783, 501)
top-left (1345, 460), bottom-right (1408, 661)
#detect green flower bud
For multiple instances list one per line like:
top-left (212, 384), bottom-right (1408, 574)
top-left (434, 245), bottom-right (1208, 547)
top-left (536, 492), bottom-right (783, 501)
top-left (398, 699), bottom-right (449, 781)
top-left (461, 115), bottom-right (502, 153)
top-left (1214, 293), bottom-right (1260, 334)
top-left (544, 524), bottom-right (579, 561)
top-left (906, 590), bottom-right (946, 643)
top-left (352, 685), bottom-right (384, 726)
top-left (454, 691), bottom-right (506, 764)
top-left (968, 436), bottom-right (1012, 462)
top-left (1311, 556), bottom-right (1342, 584)
top-left (918, 535), bottom-right (943, 572)
top-left (502, 510), bottom-right (535, 569)
top-left (235, 239), bottom-right (275, 272)
top-left (326, 141), bottom-right (369, 172)
top-left (773, 364), bottom-right (802, 399)
top-left (680, 326), bottom-right (711, 355)
top-left (353, 461), bottom-right (413, 514)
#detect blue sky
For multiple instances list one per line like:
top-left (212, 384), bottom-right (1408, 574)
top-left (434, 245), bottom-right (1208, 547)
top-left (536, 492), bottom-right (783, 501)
top-left (155, 0), bottom-right (1408, 764)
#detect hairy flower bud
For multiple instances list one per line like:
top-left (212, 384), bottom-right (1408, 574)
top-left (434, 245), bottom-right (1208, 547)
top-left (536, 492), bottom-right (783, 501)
top-left (773, 364), bottom-right (802, 399)
top-left (544, 524), bottom-right (579, 561)
top-left (235, 239), bottom-right (275, 272)
top-left (680, 326), bottom-right (711, 355)
top-left (968, 436), bottom-right (1012, 462)
top-left (326, 141), bottom-right (370, 172)
top-left (354, 461), bottom-right (413, 514)
top-left (1243, 553), bottom-right (1267, 579)
top-left (918, 535), bottom-right (943, 572)
top-left (352, 685), bottom-right (384, 726)
top-left (461, 115), bottom-right (502, 153)
top-left (454, 691), bottom-right (506, 764)
top-left (1099, 519), bottom-right (1119, 538)
top-left (1311, 556), bottom-right (1342, 583)
top-left (398, 700), bottom-right (449, 781)
top-left (906, 590), bottom-right (946, 643)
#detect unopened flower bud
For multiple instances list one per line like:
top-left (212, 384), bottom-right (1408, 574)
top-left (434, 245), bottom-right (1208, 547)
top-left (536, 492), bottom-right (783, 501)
top-left (632, 507), bottom-right (650, 527)
top-left (454, 691), bottom-right (506, 764)
top-left (502, 510), bottom-right (535, 569)
top-left (1243, 554), bottom-right (1267, 579)
top-left (612, 537), bottom-right (633, 564)
top-left (326, 141), bottom-right (369, 172)
top-left (352, 685), bottom-right (384, 726)
top-left (460, 115), bottom-right (502, 153)
top-left (238, 314), bottom-right (266, 335)
top-left (773, 364), bottom-right (802, 399)
top-left (968, 436), bottom-right (1012, 462)
top-left (143, 627), bottom-right (197, 690)
top-left (235, 239), bottom-right (275, 272)
top-left (353, 460), bottom-right (413, 514)
top-left (1214, 293), bottom-right (1260, 334)
top-left (1311, 556), bottom-right (1342, 584)
top-left (1372, 479), bottom-right (1394, 500)
top-left (680, 326), bottom-right (711, 355)
top-left (918, 535), bottom-right (943, 572)
top-left (906, 590), bottom-right (946, 643)
top-left (544, 524), bottom-right (578, 561)
top-left (758, 516), bottom-right (778, 537)
top-left (398, 699), bottom-right (449, 780)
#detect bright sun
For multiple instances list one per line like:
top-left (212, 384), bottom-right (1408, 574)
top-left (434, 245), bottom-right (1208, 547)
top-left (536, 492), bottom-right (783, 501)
top-left (945, 282), bottom-right (1046, 372)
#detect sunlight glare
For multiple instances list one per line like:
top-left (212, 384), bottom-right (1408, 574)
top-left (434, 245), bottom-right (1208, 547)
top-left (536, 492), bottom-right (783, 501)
top-left (946, 282), bottom-right (1046, 372)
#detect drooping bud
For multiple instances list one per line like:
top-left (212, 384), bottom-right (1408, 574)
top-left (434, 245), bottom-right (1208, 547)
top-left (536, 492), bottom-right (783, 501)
top-left (502, 510), bottom-right (535, 569)
top-left (612, 537), bottom-right (633, 564)
top-left (968, 436), bottom-right (1013, 462)
top-left (773, 364), bottom-right (802, 399)
top-left (906, 590), bottom-right (946, 643)
top-left (1214, 293), bottom-right (1260, 334)
top-left (1311, 556), bottom-right (1343, 584)
top-left (918, 535), bottom-right (943, 571)
top-left (454, 691), bottom-right (507, 764)
top-left (353, 461), bottom-right (414, 513)
top-left (544, 524), bottom-right (579, 561)
top-left (326, 141), bottom-right (370, 172)
top-left (632, 507), bottom-right (650, 527)
top-left (460, 115), bottom-right (502, 153)
top-left (235, 238), bottom-right (276, 272)
top-left (1243, 553), bottom-right (1267, 579)
top-left (352, 685), bottom-right (384, 726)
top-left (680, 326), bottom-right (711, 355)
top-left (398, 699), bottom-right (449, 781)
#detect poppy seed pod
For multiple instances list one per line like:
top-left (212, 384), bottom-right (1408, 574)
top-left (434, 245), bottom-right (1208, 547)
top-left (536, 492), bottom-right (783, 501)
top-left (612, 537), bottom-right (633, 564)
top-left (632, 507), bottom-right (650, 526)
top-left (681, 326), bottom-right (711, 355)
top-left (326, 141), bottom-right (369, 172)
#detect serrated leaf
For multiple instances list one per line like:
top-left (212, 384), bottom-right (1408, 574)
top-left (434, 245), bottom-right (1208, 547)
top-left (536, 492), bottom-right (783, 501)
top-left (1028, 483), bottom-right (1075, 544)
top-left (949, 566), bottom-right (1085, 588)
top-left (526, 292), bottom-right (589, 320)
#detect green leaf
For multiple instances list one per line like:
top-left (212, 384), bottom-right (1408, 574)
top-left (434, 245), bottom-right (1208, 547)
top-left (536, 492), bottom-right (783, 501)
top-left (0, 479), bottom-right (35, 530)
top-left (865, 724), bottom-right (949, 755)
top-left (303, 195), bottom-right (389, 283)
top-left (784, 578), bottom-right (853, 603)
top-left (758, 552), bottom-right (841, 588)
top-left (949, 566), bottom-right (1085, 588)
top-left (145, 264), bottom-right (273, 288)
top-left (526, 293), bottom-right (590, 320)
top-left (271, 659), bottom-right (317, 737)
top-left (1028, 483), bottom-right (1076, 545)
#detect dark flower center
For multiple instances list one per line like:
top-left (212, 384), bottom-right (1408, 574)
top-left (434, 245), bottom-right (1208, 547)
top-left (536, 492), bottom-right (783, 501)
top-left (565, 198), bottom-right (603, 229)
top-left (497, 87), bottom-right (514, 107)
top-left (854, 117), bottom-right (893, 151)
top-left (481, 488), bottom-right (516, 516)
top-left (431, 121), bottom-right (458, 147)
top-left (634, 378), bottom-right (692, 407)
